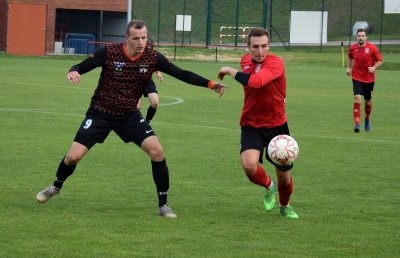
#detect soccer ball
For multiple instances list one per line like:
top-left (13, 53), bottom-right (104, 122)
top-left (267, 135), bottom-right (299, 166)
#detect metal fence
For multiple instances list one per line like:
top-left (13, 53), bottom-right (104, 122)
top-left (132, 0), bottom-right (400, 51)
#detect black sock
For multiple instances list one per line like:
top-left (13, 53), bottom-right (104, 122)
top-left (146, 106), bottom-right (157, 123)
top-left (53, 157), bottom-right (76, 189)
top-left (151, 158), bottom-right (169, 207)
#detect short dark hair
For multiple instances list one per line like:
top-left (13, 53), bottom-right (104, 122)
top-left (357, 28), bottom-right (368, 36)
top-left (247, 27), bottom-right (270, 44)
top-left (126, 20), bottom-right (147, 36)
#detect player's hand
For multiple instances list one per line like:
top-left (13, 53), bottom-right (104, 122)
top-left (368, 67), bottom-right (375, 73)
top-left (217, 66), bottom-right (231, 80)
top-left (137, 98), bottom-right (143, 110)
top-left (346, 68), bottom-right (351, 76)
top-left (67, 71), bottom-right (81, 85)
top-left (156, 72), bottom-right (164, 82)
top-left (211, 82), bottom-right (228, 98)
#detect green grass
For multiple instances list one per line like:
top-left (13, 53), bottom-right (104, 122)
top-left (1, 52), bottom-right (400, 257)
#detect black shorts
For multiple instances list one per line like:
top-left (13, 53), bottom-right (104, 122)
top-left (240, 122), bottom-right (293, 171)
top-left (73, 108), bottom-right (156, 149)
top-left (143, 80), bottom-right (158, 98)
top-left (353, 79), bottom-right (374, 100)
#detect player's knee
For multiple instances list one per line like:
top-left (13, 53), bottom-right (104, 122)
top-left (148, 144), bottom-right (164, 160)
top-left (276, 172), bottom-right (291, 185)
top-left (65, 153), bottom-right (83, 165)
top-left (354, 95), bottom-right (362, 103)
top-left (241, 162), bottom-right (257, 176)
top-left (150, 101), bottom-right (159, 108)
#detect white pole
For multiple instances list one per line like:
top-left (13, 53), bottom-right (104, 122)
top-left (127, 0), bottom-right (132, 24)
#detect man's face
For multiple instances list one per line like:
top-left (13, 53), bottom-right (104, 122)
top-left (248, 36), bottom-right (270, 62)
top-left (126, 26), bottom-right (148, 56)
top-left (356, 31), bottom-right (367, 46)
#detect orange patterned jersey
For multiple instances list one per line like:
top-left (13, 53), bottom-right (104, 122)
top-left (70, 43), bottom-right (210, 115)
top-left (70, 43), bottom-right (156, 115)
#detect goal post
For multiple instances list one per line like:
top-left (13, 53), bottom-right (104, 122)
top-left (219, 26), bottom-right (251, 44)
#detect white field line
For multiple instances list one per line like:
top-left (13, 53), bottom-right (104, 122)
top-left (3, 81), bottom-right (184, 107)
top-left (2, 82), bottom-right (399, 145)
top-left (1, 107), bottom-right (399, 144)
top-left (5, 81), bottom-right (90, 90)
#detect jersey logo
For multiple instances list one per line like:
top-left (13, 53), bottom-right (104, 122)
top-left (140, 64), bottom-right (149, 73)
top-left (114, 62), bottom-right (125, 75)
top-left (365, 48), bottom-right (370, 54)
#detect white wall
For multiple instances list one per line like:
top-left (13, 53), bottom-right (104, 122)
top-left (290, 11), bottom-right (328, 44)
top-left (385, 0), bottom-right (400, 13)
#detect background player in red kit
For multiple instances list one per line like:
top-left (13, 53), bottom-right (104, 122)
top-left (136, 71), bottom-right (163, 123)
top-left (137, 41), bottom-right (163, 124)
top-left (217, 27), bottom-right (298, 218)
top-left (346, 28), bottom-right (383, 132)
top-left (36, 20), bottom-right (227, 218)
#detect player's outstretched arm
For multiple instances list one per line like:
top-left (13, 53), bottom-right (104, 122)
top-left (67, 46), bottom-right (107, 84)
top-left (155, 53), bottom-right (227, 96)
top-left (218, 66), bottom-right (239, 80)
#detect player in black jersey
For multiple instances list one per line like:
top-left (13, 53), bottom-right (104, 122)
top-left (36, 20), bottom-right (227, 218)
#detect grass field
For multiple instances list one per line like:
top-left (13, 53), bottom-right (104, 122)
top-left (1, 51), bottom-right (400, 257)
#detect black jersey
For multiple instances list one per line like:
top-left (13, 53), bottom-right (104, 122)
top-left (69, 43), bottom-right (210, 115)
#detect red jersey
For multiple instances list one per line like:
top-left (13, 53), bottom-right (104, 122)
top-left (348, 42), bottom-right (382, 83)
top-left (239, 53), bottom-right (287, 128)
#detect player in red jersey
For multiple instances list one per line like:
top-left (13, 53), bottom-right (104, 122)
top-left (217, 27), bottom-right (298, 218)
top-left (346, 28), bottom-right (383, 132)
top-left (36, 20), bottom-right (227, 218)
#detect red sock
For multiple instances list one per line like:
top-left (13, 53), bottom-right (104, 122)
top-left (278, 177), bottom-right (293, 206)
top-left (353, 103), bottom-right (361, 125)
top-left (247, 165), bottom-right (272, 188)
top-left (365, 102), bottom-right (372, 120)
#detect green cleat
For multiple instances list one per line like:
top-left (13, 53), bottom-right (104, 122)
top-left (280, 205), bottom-right (299, 219)
top-left (263, 182), bottom-right (276, 211)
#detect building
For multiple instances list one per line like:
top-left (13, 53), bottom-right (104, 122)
top-left (0, 0), bottom-right (131, 55)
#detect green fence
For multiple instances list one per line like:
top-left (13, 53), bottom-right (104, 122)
top-left (132, 0), bottom-right (400, 51)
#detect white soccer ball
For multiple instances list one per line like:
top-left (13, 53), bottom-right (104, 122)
top-left (267, 135), bottom-right (299, 166)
